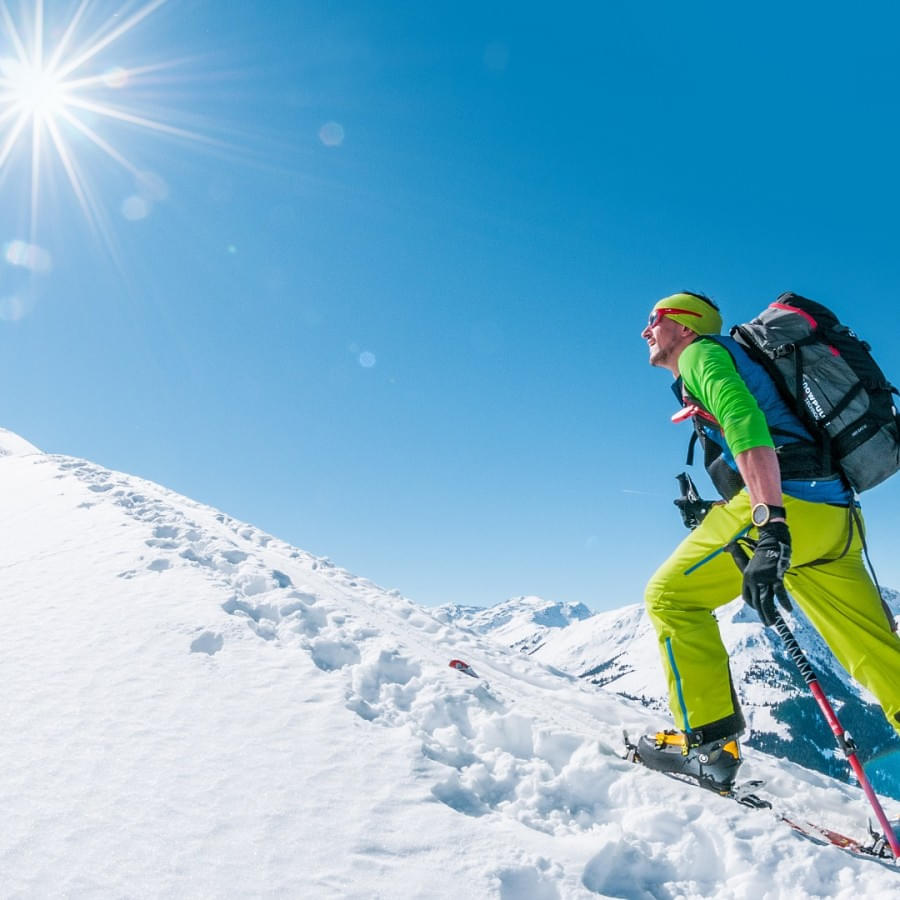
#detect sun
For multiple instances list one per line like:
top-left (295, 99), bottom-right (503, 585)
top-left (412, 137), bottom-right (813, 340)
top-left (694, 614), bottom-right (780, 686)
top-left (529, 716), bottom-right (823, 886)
top-left (0, 0), bottom-right (209, 247)
top-left (3, 57), bottom-right (65, 120)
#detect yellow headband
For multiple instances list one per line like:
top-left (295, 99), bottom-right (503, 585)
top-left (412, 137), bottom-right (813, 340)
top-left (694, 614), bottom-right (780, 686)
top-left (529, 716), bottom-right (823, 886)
top-left (651, 292), bottom-right (722, 334)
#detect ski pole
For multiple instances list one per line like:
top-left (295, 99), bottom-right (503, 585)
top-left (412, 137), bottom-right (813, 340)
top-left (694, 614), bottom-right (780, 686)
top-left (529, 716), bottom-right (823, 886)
top-left (674, 472), bottom-right (714, 530)
top-left (769, 608), bottom-right (900, 860)
top-left (726, 541), bottom-right (900, 861)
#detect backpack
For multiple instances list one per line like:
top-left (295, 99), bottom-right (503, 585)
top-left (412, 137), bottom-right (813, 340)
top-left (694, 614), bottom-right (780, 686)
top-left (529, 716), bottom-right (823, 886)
top-left (731, 292), bottom-right (900, 493)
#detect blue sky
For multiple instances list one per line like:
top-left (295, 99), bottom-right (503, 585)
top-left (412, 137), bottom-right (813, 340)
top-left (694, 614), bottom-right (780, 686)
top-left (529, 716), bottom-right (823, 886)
top-left (2, 1), bottom-right (900, 611)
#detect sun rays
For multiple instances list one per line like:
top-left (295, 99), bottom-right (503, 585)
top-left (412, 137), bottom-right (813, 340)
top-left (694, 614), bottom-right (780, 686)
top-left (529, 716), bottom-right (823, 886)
top-left (0, 0), bottom-right (209, 247)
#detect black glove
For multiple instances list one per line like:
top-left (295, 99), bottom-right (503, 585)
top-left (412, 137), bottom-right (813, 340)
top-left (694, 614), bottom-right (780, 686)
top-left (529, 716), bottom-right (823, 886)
top-left (741, 521), bottom-right (792, 626)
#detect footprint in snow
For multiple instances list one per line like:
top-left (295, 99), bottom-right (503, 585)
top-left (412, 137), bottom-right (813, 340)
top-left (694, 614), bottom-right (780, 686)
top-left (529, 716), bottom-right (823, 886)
top-left (220, 549), bottom-right (248, 565)
top-left (180, 548), bottom-right (216, 568)
top-left (310, 639), bottom-right (361, 672)
top-left (283, 602), bottom-right (328, 638)
top-left (495, 861), bottom-right (562, 900)
top-left (146, 538), bottom-right (179, 549)
top-left (345, 650), bottom-right (421, 721)
top-left (221, 596), bottom-right (280, 623)
top-left (190, 631), bottom-right (224, 655)
top-left (581, 840), bottom-right (678, 896)
top-left (272, 570), bottom-right (292, 588)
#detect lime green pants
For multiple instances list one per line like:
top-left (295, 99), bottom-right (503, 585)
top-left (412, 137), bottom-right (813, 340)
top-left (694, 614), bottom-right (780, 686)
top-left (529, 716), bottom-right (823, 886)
top-left (645, 491), bottom-right (900, 740)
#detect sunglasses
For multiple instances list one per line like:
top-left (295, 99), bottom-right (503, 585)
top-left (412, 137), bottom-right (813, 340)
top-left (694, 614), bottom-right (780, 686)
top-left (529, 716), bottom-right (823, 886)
top-left (647, 307), bottom-right (703, 328)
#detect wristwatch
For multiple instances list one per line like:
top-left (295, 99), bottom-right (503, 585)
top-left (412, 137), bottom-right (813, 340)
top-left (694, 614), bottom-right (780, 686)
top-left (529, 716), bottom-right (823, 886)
top-left (751, 503), bottom-right (787, 527)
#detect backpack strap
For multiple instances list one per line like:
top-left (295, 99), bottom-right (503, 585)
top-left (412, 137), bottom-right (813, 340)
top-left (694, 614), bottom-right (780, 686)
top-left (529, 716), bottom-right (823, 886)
top-left (852, 505), bottom-right (897, 633)
top-left (824, 382), bottom-right (865, 424)
top-left (686, 431), bottom-right (698, 467)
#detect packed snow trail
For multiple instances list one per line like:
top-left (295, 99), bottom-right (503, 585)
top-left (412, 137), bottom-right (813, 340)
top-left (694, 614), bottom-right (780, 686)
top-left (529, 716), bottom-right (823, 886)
top-left (0, 436), bottom-right (898, 898)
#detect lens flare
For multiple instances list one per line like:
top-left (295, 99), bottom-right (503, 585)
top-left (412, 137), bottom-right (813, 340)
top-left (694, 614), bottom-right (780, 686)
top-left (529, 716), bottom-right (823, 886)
top-left (121, 195), bottom-right (147, 220)
top-left (4, 238), bottom-right (51, 271)
top-left (0, 294), bottom-right (27, 320)
top-left (318, 121), bottom-right (344, 147)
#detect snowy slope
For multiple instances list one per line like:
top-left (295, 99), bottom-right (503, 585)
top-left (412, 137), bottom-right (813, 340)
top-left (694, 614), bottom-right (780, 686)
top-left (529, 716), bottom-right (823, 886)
top-left (2, 431), bottom-right (899, 898)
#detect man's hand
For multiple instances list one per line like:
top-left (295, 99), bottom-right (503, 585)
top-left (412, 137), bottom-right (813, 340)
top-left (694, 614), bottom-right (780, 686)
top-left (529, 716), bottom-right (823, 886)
top-left (742, 521), bottom-right (792, 626)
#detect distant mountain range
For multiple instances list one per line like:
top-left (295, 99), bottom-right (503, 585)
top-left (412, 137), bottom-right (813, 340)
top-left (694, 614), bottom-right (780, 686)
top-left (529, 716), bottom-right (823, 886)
top-left (436, 595), bottom-right (593, 652)
top-left (440, 591), bottom-right (900, 800)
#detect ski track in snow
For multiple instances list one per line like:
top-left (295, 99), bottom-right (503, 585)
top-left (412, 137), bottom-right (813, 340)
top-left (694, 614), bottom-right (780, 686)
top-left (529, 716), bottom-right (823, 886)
top-left (2, 448), bottom-right (899, 898)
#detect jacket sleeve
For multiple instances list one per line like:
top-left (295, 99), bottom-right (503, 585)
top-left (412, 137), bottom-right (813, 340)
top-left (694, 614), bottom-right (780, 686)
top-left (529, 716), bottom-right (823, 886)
top-left (679, 339), bottom-right (774, 456)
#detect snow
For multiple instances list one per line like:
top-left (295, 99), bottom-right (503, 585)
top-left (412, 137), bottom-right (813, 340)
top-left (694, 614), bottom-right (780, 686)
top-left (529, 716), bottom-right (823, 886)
top-left (1, 431), bottom-right (899, 897)
top-left (436, 596), bottom-right (593, 652)
top-left (0, 426), bottom-right (41, 456)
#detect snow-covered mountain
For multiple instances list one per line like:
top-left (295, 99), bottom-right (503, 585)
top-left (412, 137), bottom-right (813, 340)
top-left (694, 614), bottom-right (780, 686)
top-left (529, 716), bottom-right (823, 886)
top-left (2, 429), bottom-right (898, 898)
top-left (452, 592), bottom-right (900, 800)
top-left (436, 595), bottom-right (594, 652)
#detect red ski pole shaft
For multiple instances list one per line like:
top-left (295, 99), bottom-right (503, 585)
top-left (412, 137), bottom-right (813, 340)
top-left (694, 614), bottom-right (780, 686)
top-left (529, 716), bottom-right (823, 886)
top-left (772, 610), bottom-right (900, 860)
top-left (725, 541), bottom-right (899, 860)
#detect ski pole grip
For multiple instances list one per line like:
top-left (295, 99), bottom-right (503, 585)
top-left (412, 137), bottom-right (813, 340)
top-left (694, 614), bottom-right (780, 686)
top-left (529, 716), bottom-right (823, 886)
top-left (772, 615), bottom-right (816, 685)
top-left (676, 473), bottom-right (690, 498)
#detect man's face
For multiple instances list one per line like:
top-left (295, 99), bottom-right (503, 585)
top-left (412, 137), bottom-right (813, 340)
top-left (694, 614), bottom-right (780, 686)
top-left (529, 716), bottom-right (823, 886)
top-left (641, 313), bottom-right (688, 370)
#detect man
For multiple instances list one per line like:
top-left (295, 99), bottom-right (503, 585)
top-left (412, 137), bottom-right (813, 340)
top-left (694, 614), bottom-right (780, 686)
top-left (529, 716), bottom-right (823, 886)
top-left (637, 290), bottom-right (900, 793)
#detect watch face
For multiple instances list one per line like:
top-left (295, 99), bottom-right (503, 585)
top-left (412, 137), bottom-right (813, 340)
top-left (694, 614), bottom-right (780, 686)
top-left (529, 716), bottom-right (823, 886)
top-left (751, 504), bottom-right (768, 527)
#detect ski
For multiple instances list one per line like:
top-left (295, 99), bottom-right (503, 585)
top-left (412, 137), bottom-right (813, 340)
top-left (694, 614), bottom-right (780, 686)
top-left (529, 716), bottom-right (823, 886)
top-left (448, 659), bottom-right (506, 708)
top-left (448, 659), bottom-right (480, 679)
top-left (623, 731), bottom-right (898, 868)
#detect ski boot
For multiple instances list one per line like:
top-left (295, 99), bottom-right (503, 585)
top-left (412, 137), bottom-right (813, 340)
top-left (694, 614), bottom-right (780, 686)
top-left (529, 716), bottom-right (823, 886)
top-left (632, 730), bottom-right (743, 795)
